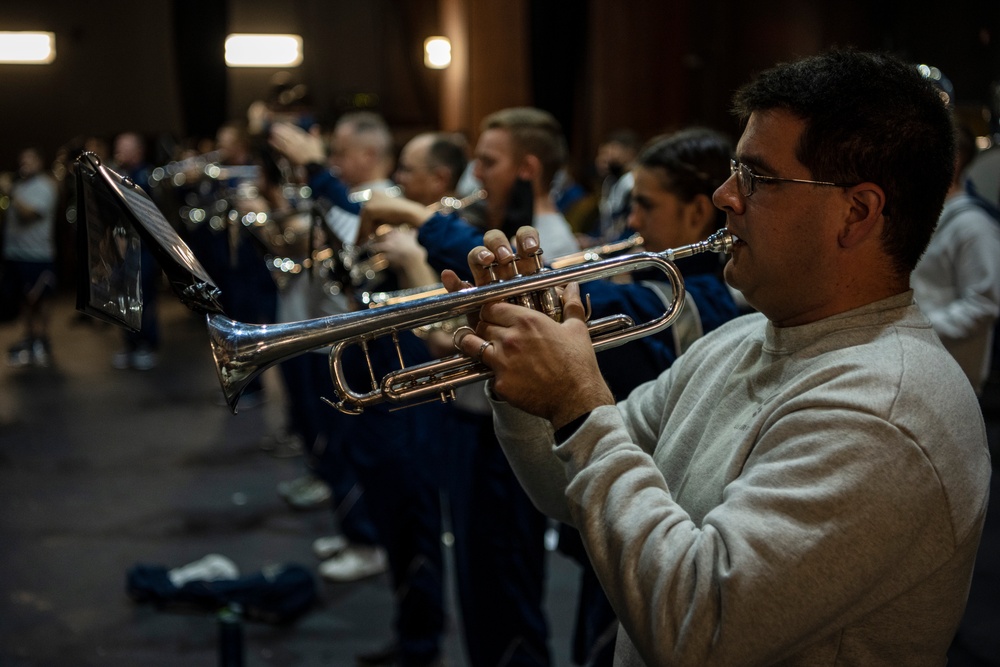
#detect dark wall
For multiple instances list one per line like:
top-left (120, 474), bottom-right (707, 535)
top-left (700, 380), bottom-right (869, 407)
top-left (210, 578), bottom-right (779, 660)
top-left (0, 0), bottom-right (444, 170)
top-left (1, 0), bottom-right (997, 176)
top-left (225, 0), bottom-right (441, 141)
top-left (556, 0), bottom-right (999, 185)
top-left (0, 0), bottom-right (183, 168)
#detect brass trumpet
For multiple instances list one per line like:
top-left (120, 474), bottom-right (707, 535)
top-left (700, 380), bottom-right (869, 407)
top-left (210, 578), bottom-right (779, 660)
top-left (348, 189), bottom-right (487, 291)
top-left (208, 229), bottom-right (733, 414)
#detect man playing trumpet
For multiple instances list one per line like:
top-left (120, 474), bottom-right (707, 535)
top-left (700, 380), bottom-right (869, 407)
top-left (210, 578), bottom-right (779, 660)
top-left (449, 50), bottom-right (990, 666)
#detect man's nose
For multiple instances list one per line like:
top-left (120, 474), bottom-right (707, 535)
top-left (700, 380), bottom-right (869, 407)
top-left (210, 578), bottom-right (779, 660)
top-left (713, 173), bottom-right (744, 215)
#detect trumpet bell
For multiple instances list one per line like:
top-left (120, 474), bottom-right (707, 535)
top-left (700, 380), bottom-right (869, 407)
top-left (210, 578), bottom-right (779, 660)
top-left (208, 314), bottom-right (264, 413)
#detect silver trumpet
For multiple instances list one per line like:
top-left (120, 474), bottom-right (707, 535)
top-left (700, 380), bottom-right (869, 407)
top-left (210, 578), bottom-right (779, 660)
top-left (150, 150), bottom-right (222, 186)
top-left (348, 189), bottom-right (487, 290)
top-left (208, 229), bottom-right (734, 414)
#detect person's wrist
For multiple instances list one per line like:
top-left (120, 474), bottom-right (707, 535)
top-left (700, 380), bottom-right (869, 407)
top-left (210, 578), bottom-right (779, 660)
top-left (553, 411), bottom-right (591, 444)
top-left (407, 201), bottom-right (434, 228)
top-left (550, 389), bottom-right (614, 432)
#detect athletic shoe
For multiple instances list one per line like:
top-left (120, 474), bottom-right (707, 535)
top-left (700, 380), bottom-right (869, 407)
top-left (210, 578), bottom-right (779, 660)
top-left (277, 475), bottom-right (331, 510)
top-left (318, 545), bottom-right (388, 583)
top-left (312, 534), bottom-right (350, 560)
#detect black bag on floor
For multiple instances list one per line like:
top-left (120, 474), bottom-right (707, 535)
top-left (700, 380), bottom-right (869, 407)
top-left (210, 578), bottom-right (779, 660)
top-left (126, 562), bottom-right (318, 624)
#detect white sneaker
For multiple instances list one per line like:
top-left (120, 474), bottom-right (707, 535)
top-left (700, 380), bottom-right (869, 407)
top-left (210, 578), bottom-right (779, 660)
top-left (168, 554), bottom-right (240, 587)
top-left (277, 475), bottom-right (331, 510)
top-left (318, 545), bottom-right (388, 582)
top-left (130, 346), bottom-right (158, 371)
top-left (312, 534), bottom-right (350, 560)
top-left (277, 474), bottom-right (317, 497)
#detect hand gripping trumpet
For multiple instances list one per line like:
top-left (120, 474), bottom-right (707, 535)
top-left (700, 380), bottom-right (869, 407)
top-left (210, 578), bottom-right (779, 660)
top-left (207, 229), bottom-right (733, 414)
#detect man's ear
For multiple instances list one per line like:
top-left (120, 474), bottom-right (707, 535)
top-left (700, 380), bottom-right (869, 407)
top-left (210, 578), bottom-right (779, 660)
top-left (518, 154), bottom-right (542, 184)
top-left (687, 193), bottom-right (717, 231)
top-left (430, 165), bottom-right (450, 193)
top-left (839, 183), bottom-right (886, 248)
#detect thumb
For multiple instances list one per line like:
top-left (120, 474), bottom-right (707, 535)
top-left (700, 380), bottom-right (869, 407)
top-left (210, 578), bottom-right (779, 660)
top-left (560, 282), bottom-right (587, 322)
top-left (441, 269), bottom-right (471, 293)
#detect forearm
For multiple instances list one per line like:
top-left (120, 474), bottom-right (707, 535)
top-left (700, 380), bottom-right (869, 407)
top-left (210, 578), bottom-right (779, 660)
top-left (307, 166), bottom-right (362, 215)
top-left (12, 199), bottom-right (42, 222)
top-left (490, 394), bottom-right (575, 524)
top-left (417, 212), bottom-right (484, 280)
top-left (924, 292), bottom-right (1000, 343)
top-left (394, 255), bottom-right (440, 290)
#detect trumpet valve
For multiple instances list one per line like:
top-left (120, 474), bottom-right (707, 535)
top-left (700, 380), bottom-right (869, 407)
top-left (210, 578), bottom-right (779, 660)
top-left (486, 262), bottom-right (499, 283)
top-left (530, 249), bottom-right (545, 272)
top-left (536, 287), bottom-right (563, 322)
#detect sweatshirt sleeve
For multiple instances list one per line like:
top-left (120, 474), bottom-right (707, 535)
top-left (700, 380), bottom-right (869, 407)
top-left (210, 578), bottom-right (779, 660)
top-left (490, 394), bottom-right (575, 524)
top-left (552, 397), bottom-right (959, 666)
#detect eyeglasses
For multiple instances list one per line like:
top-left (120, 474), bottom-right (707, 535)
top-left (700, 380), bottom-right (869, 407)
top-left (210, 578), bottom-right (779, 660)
top-left (729, 158), bottom-right (856, 197)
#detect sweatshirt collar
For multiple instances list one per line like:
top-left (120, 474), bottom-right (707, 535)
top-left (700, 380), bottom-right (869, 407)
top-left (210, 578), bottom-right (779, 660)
top-left (762, 291), bottom-right (917, 355)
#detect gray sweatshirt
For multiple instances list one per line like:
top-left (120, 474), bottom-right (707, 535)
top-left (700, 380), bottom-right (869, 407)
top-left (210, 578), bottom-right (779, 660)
top-left (491, 292), bottom-right (991, 666)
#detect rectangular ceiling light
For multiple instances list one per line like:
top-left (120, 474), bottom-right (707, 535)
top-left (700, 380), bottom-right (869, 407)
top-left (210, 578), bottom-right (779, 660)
top-left (225, 34), bottom-right (302, 67)
top-left (0, 31), bottom-right (55, 64)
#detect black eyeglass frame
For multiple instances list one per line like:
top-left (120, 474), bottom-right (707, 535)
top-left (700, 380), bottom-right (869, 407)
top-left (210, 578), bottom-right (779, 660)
top-left (729, 158), bottom-right (857, 197)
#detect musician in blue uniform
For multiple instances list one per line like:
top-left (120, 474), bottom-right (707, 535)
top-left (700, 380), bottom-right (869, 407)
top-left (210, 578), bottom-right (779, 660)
top-left (270, 118), bottom-right (461, 667)
top-left (363, 126), bottom-right (740, 667)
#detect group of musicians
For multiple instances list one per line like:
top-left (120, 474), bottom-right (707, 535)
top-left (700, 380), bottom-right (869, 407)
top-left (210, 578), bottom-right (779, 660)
top-left (129, 48), bottom-right (994, 667)
top-left (143, 93), bottom-right (744, 666)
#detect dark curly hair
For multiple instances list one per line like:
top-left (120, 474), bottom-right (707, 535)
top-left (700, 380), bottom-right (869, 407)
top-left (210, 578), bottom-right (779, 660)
top-left (637, 127), bottom-right (733, 228)
top-left (732, 49), bottom-right (955, 275)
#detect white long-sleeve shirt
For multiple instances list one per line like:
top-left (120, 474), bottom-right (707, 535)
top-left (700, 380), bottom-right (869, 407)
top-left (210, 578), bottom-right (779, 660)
top-left (911, 192), bottom-right (1000, 394)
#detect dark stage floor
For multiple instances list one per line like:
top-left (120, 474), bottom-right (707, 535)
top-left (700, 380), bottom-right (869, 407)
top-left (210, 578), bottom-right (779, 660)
top-left (1, 292), bottom-right (997, 666)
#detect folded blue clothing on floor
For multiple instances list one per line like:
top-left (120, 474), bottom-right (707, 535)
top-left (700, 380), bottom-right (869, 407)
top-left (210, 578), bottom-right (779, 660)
top-left (126, 562), bottom-right (318, 624)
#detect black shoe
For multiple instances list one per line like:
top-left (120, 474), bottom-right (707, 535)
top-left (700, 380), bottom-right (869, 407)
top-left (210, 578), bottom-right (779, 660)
top-left (356, 643), bottom-right (399, 667)
top-left (356, 644), bottom-right (443, 667)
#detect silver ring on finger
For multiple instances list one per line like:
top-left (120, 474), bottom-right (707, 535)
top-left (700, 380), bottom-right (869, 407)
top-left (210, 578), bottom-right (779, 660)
top-left (452, 326), bottom-right (476, 351)
top-left (475, 340), bottom-right (494, 363)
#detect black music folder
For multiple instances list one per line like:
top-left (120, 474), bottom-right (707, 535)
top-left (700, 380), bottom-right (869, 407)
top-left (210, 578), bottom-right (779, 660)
top-left (74, 152), bottom-right (224, 330)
